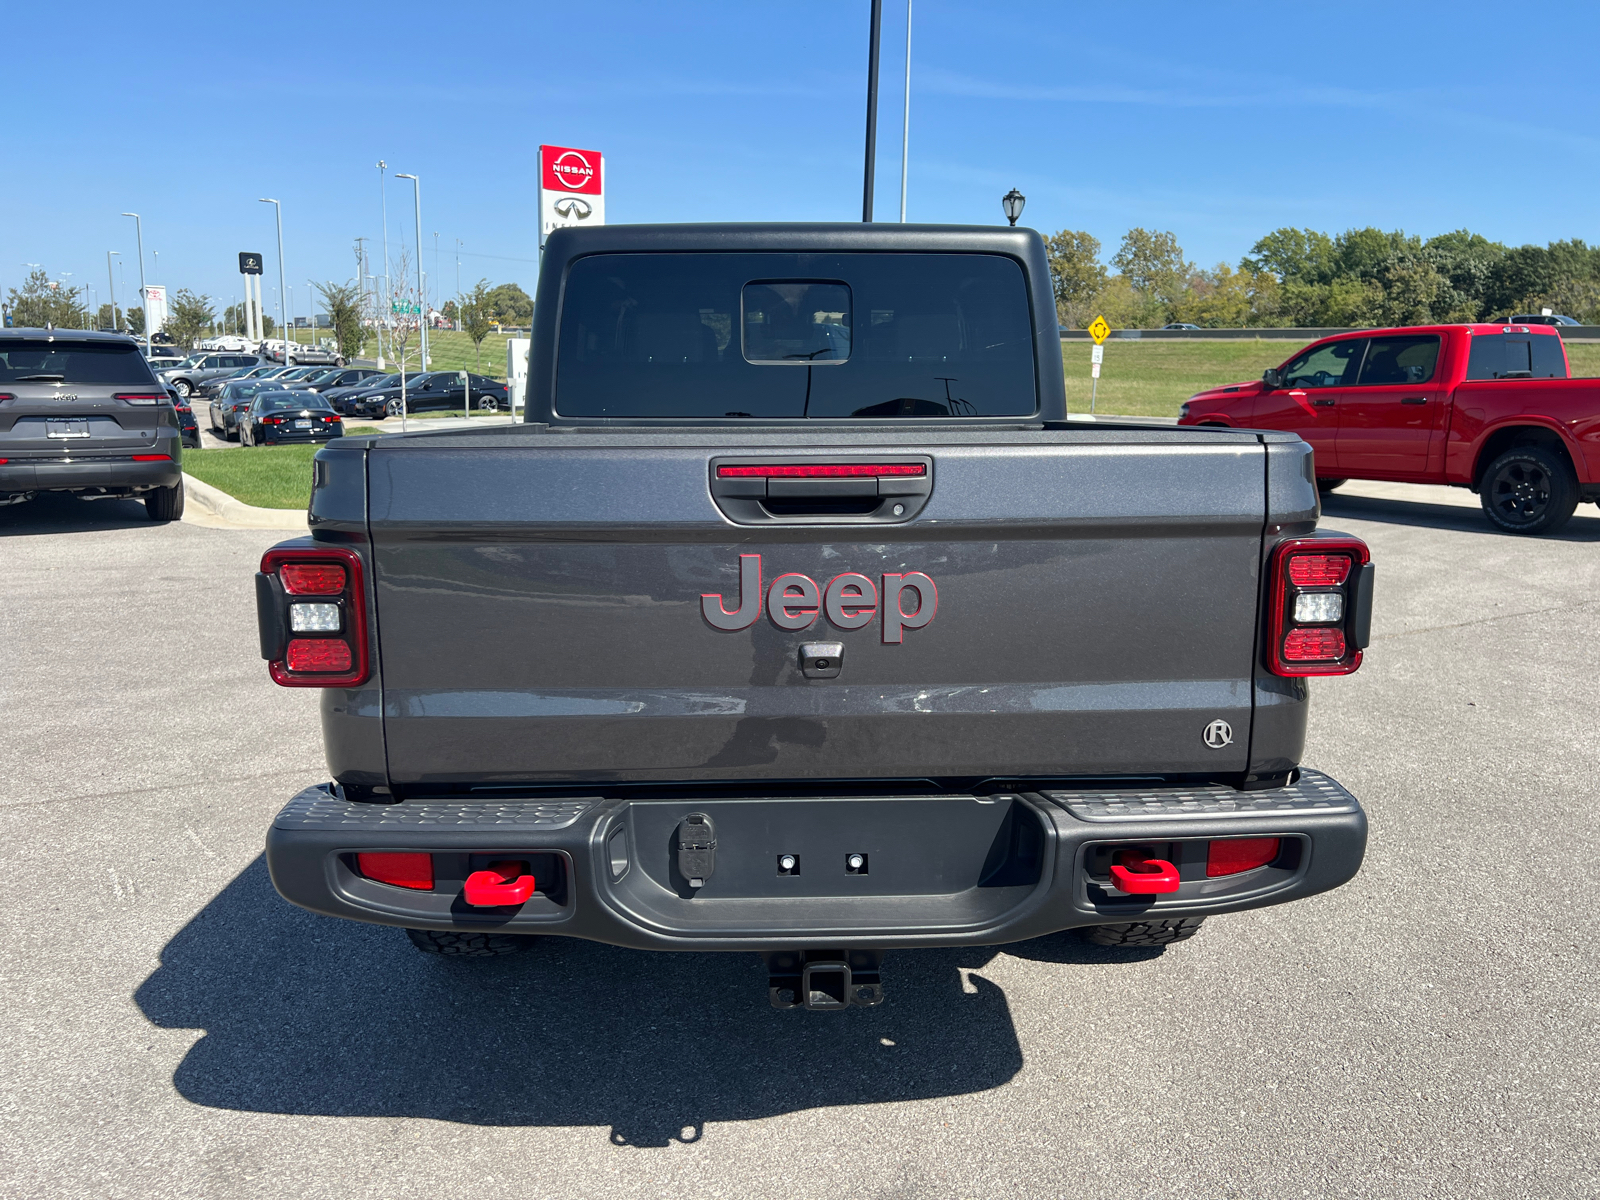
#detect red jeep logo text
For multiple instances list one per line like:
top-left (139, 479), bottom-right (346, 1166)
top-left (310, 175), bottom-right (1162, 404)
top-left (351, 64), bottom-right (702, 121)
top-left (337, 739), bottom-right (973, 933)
top-left (701, 554), bottom-right (937, 644)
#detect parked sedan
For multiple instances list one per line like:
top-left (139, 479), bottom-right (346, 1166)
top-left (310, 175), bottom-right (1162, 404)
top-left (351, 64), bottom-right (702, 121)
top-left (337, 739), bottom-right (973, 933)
top-left (370, 371), bottom-right (512, 417)
top-left (239, 392), bottom-right (344, 446)
top-left (208, 379), bottom-right (278, 441)
top-left (166, 386), bottom-right (201, 449)
top-left (327, 371), bottom-right (428, 417)
top-left (296, 366), bottom-right (384, 395)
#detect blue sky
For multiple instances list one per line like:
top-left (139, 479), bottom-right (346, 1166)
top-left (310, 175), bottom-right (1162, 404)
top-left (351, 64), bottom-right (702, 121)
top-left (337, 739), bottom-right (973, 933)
top-left (8, 0), bottom-right (1600, 320)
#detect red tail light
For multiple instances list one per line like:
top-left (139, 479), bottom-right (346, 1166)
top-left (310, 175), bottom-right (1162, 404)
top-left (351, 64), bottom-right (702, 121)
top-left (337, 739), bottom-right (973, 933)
top-left (262, 416), bottom-right (285, 424)
top-left (1267, 536), bottom-right (1371, 677)
top-left (358, 852), bottom-right (433, 889)
top-left (1206, 837), bottom-right (1281, 877)
top-left (261, 547), bottom-right (369, 687)
top-left (1287, 555), bottom-right (1351, 587)
top-left (717, 463), bottom-right (926, 478)
top-left (280, 563), bottom-right (346, 595)
top-left (131, 454), bottom-right (172, 462)
top-left (286, 638), bottom-right (352, 672)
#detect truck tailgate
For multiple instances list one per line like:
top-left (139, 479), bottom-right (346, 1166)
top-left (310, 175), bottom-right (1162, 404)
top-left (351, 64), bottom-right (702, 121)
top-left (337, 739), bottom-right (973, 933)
top-left (367, 431), bottom-right (1266, 787)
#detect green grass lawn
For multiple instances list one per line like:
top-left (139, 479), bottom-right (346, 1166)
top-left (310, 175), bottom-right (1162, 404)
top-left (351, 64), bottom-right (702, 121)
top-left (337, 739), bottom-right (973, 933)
top-left (1063, 338), bottom-right (1600, 418)
top-left (364, 328), bottom-right (516, 379)
top-left (182, 445), bottom-right (318, 509)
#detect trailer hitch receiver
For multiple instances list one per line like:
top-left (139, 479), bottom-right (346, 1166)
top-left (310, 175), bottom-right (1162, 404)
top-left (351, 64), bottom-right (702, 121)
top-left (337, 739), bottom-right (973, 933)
top-left (764, 949), bottom-right (885, 1011)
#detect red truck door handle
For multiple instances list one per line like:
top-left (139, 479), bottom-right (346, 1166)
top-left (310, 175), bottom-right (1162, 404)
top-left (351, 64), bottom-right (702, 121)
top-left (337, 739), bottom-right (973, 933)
top-left (1400, 396), bottom-right (1428, 405)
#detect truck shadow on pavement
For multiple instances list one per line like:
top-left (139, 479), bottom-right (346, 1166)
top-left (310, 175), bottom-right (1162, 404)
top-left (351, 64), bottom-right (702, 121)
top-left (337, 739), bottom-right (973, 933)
top-left (1320, 492), bottom-right (1600, 540)
top-left (133, 858), bottom-right (1153, 1146)
top-left (0, 492), bottom-right (158, 536)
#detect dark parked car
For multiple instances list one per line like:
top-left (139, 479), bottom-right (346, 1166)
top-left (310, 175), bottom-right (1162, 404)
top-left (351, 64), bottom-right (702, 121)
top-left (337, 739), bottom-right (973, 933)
top-left (208, 379), bottom-right (279, 441)
top-left (239, 392), bottom-right (344, 446)
top-left (298, 367), bottom-right (383, 395)
top-left (326, 372), bottom-right (427, 418)
top-left (159, 352), bottom-right (263, 399)
top-left (166, 385), bottom-right (200, 449)
top-left (370, 370), bottom-right (511, 417)
top-left (0, 329), bottom-right (184, 518)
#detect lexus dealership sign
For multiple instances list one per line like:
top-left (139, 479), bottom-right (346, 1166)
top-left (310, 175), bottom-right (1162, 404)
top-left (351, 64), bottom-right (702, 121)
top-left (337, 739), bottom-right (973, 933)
top-left (539, 144), bottom-right (604, 245)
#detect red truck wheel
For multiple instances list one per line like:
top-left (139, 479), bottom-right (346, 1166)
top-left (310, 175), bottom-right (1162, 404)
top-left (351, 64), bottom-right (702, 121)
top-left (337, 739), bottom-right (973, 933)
top-left (1480, 446), bottom-right (1579, 535)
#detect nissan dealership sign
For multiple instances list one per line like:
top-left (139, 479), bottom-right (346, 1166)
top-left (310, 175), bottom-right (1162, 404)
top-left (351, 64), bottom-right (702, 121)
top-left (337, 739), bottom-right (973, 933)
top-left (539, 144), bottom-right (605, 245)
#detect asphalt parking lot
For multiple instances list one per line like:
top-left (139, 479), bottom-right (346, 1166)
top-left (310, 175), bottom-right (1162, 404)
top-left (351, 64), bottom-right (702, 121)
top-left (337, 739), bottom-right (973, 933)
top-left (2, 483), bottom-right (1597, 1200)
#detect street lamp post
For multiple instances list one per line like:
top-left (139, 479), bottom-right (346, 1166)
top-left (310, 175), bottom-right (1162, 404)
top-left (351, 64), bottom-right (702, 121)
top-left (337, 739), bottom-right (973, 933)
top-left (258, 198), bottom-right (289, 365)
top-left (1002, 188), bottom-right (1026, 227)
top-left (454, 238), bottom-right (462, 331)
top-left (862, 0), bottom-right (883, 222)
top-left (106, 251), bottom-right (120, 335)
top-left (121, 212), bottom-right (151, 356)
top-left (900, 0), bottom-right (912, 222)
top-left (378, 160), bottom-right (389, 370)
top-left (395, 173), bottom-right (426, 372)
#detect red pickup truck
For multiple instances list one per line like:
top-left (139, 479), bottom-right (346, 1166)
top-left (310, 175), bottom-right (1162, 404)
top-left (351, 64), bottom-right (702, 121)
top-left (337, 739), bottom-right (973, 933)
top-left (1177, 324), bottom-right (1600, 534)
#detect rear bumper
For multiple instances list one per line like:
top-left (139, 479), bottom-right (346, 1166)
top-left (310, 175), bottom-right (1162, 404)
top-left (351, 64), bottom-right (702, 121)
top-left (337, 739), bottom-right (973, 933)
top-left (266, 771), bottom-right (1367, 951)
top-left (1, 455), bottom-right (181, 494)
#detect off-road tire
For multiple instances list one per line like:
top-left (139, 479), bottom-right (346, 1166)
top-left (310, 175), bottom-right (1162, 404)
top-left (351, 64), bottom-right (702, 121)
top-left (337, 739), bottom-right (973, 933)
top-left (1081, 917), bottom-right (1205, 947)
top-left (1480, 445), bottom-right (1579, 535)
top-left (1317, 478), bottom-right (1347, 493)
top-left (404, 928), bottom-right (537, 956)
top-left (145, 481), bottom-right (185, 521)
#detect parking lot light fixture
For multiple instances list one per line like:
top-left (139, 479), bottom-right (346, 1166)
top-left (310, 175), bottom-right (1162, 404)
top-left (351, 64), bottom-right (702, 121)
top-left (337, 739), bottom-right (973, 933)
top-left (259, 199), bottom-right (288, 366)
top-left (1002, 188), bottom-right (1025, 227)
top-left (106, 251), bottom-right (120, 336)
top-left (121, 213), bottom-right (150, 357)
top-left (395, 173), bottom-right (426, 372)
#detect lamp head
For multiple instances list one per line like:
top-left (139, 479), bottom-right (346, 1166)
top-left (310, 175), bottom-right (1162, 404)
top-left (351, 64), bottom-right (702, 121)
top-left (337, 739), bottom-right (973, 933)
top-left (1001, 188), bottom-right (1026, 227)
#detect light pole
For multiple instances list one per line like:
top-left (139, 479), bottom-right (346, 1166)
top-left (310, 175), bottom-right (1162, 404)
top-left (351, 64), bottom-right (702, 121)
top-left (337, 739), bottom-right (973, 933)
top-left (454, 238), bottom-right (462, 331)
top-left (862, 0), bottom-right (883, 222)
top-left (1002, 188), bottom-right (1026, 227)
top-left (259, 198), bottom-right (289, 364)
top-left (378, 160), bottom-right (389, 369)
top-left (900, 0), bottom-right (912, 222)
top-left (121, 213), bottom-right (151, 356)
top-left (308, 277), bottom-right (319, 344)
top-left (395, 173), bottom-right (426, 370)
top-left (106, 251), bottom-right (120, 335)
top-left (433, 231), bottom-right (439, 315)
top-left (153, 250), bottom-right (159, 282)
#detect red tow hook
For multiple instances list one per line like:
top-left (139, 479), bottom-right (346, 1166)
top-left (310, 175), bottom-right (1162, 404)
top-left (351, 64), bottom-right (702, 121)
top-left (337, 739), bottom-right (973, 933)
top-left (1109, 853), bottom-right (1181, 894)
top-left (463, 861), bottom-right (536, 907)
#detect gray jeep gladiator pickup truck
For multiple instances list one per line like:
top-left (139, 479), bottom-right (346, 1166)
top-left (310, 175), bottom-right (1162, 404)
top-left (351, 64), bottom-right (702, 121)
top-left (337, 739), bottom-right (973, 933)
top-left (259, 224), bottom-right (1373, 1010)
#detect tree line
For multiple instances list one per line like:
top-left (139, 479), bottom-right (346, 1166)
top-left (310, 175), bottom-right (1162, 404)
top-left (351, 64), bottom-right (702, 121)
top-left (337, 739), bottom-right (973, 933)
top-left (1046, 226), bottom-right (1600, 330)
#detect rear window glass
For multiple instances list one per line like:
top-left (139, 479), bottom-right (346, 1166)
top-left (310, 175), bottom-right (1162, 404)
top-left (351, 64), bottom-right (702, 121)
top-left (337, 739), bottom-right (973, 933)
top-left (1358, 335), bottom-right (1439, 385)
top-left (261, 395), bottom-right (330, 412)
top-left (555, 252), bottom-right (1036, 418)
top-left (1466, 333), bottom-right (1567, 380)
top-left (0, 339), bottom-right (157, 385)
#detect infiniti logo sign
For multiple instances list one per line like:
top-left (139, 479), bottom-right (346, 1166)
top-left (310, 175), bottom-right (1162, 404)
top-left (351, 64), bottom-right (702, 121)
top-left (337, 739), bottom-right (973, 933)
top-left (552, 197), bottom-right (593, 219)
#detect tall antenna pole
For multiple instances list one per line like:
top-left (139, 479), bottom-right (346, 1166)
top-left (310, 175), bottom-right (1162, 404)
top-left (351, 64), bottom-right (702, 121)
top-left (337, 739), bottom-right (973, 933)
top-left (862, 0), bottom-right (883, 222)
top-left (900, 0), bottom-right (912, 222)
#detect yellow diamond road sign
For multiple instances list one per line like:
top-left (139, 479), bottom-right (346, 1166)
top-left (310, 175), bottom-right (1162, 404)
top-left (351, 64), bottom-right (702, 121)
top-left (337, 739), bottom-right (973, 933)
top-left (1087, 316), bottom-right (1110, 345)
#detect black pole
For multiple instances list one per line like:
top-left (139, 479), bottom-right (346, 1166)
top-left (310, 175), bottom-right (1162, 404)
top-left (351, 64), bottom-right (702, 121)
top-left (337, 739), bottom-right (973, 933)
top-left (863, 0), bottom-right (883, 222)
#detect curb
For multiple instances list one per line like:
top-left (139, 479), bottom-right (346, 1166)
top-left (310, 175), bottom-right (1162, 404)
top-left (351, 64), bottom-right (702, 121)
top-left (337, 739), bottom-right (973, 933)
top-left (181, 472), bottom-right (309, 531)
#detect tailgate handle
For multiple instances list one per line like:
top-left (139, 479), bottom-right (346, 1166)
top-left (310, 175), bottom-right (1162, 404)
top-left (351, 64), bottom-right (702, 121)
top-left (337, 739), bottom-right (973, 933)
top-left (709, 458), bottom-right (932, 524)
